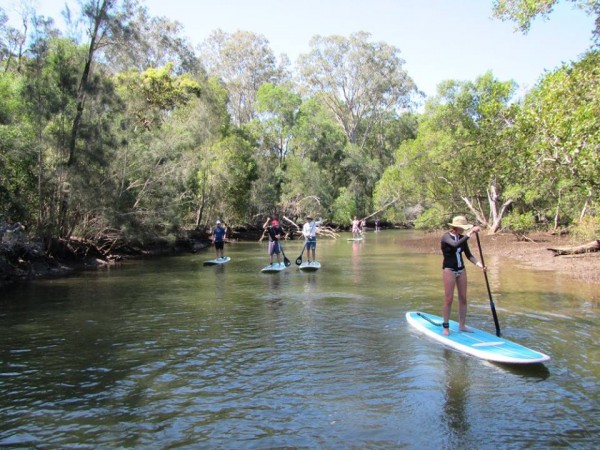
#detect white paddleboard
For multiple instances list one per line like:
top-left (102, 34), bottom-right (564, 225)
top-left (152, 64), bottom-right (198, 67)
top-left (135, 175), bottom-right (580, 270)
top-left (261, 262), bottom-right (287, 273)
top-left (406, 311), bottom-right (550, 364)
top-left (347, 238), bottom-right (363, 241)
top-left (299, 261), bottom-right (321, 271)
top-left (203, 256), bottom-right (231, 266)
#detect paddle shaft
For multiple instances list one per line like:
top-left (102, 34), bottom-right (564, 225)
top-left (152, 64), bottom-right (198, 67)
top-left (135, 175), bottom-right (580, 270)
top-left (475, 233), bottom-right (501, 337)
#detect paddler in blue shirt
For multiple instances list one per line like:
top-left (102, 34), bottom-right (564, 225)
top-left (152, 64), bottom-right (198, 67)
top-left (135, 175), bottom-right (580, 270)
top-left (211, 220), bottom-right (227, 260)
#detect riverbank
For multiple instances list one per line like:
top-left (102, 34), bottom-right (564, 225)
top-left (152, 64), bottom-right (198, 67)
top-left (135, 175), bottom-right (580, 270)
top-left (0, 232), bottom-right (212, 289)
top-left (401, 231), bottom-right (600, 285)
top-left (2, 227), bottom-right (599, 289)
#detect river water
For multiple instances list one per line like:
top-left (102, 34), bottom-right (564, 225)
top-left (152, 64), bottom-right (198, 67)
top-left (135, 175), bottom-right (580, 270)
top-left (1, 230), bottom-right (598, 449)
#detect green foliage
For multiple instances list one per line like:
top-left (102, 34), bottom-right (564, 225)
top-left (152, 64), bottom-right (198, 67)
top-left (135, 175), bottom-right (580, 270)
top-left (492, 0), bottom-right (600, 46)
top-left (414, 208), bottom-right (447, 231)
top-left (332, 187), bottom-right (356, 225)
top-left (502, 211), bottom-right (537, 233)
top-left (515, 50), bottom-right (600, 228)
top-left (571, 209), bottom-right (600, 240)
top-left (211, 134), bottom-right (258, 223)
top-left (377, 72), bottom-right (520, 232)
top-left (1, 1), bottom-right (598, 255)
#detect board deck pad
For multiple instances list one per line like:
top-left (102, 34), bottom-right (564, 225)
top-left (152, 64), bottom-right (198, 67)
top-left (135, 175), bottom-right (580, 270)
top-left (261, 262), bottom-right (287, 273)
top-left (299, 261), bottom-right (321, 271)
top-left (203, 256), bottom-right (231, 266)
top-left (406, 311), bottom-right (550, 364)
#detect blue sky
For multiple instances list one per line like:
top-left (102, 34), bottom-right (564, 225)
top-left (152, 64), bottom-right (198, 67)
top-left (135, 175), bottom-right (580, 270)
top-left (1, 0), bottom-right (595, 99)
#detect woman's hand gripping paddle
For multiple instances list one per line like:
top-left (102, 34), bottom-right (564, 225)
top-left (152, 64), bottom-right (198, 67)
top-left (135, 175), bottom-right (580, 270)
top-left (295, 242), bottom-right (307, 266)
top-left (475, 232), bottom-right (501, 337)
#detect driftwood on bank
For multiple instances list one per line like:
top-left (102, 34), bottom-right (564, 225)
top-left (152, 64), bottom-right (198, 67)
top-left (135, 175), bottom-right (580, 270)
top-left (547, 239), bottom-right (600, 256)
top-left (282, 216), bottom-right (339, 239)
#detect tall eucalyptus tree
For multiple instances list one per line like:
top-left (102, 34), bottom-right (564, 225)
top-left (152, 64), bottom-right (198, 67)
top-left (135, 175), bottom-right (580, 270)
top-left (199, 29), bottom-right (287, 127)
top-left (296, 31), bottom-right (419, 216)
top-left (296, 31), bottom-right (418, 148)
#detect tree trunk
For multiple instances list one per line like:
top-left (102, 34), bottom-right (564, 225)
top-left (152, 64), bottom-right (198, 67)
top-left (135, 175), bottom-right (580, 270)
top-left (68, 1), bottom-right (110, 166)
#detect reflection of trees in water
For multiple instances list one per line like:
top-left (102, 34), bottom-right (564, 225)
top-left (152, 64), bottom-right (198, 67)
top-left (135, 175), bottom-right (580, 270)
top-left (352, 241), bottom-right (362, 285)
top-left (442, 349), bottom-right (470, 444)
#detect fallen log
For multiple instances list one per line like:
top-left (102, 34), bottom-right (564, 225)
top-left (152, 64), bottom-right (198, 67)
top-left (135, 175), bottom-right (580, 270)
top-left (547, 239), bottom-right (600, 256)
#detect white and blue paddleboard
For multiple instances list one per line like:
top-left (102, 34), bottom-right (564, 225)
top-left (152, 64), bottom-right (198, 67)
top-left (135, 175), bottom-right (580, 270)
top-left (299, 261), bottom-right (321, 272)
top-left (203, 256), bottom-right (231, 266)
top-left (347, 237), bottom-right (363, 241)
top-left (261, 262), bottom-right (287, 273)
top-left (406, 311), bottom-right (550, 364)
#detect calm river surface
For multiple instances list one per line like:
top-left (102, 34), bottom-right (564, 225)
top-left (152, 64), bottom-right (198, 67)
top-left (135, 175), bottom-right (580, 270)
top-left (1, 230), bottom-right (598, 449)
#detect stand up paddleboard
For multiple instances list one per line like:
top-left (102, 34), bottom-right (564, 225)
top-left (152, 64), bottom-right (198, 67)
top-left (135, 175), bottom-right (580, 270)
top-left (261, 262), bottom-right (287, 273)
top-left (299, 261), bottom-right (321, 272)
top-left (347, 238), bottom-right (363, 241)
top-left (203, 256), bottom-right (231, 266)
top-left (406, 311), bottom-right (550, 364)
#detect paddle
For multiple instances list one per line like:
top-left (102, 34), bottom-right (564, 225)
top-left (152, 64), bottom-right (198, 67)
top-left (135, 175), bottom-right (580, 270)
top-left (474, 232), bottom-right (501, 337)
top-left (295, 242), bottom-right (307, 266)
top-left (279, 242), bottom-right (291, 267)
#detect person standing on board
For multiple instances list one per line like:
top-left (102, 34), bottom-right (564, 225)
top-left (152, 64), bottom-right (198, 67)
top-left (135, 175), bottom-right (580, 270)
top-left (211, 220), bottom-right (227, 260)
top-left (263, 217), bottom-right (285, 266)
top-left (303, 216), bottom-right (323, 264)
top-left (351, 216), bottom-right (360, 239)
top-left (441, 216), bottom-right (485, 335)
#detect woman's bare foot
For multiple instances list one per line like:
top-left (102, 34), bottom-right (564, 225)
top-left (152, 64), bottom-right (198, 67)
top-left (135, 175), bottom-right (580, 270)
top-left (443, 328), bottom-right (450, 336)
top-left (459, 326), bottom-right (473, 333)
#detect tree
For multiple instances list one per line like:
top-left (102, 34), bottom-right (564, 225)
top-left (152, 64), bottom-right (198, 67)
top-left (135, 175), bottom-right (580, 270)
top-left (66, 0), bottom-right (138, 167)
top-left (297, 31), bottom-right (418, 148)
top-left (492, 0), bottom-right (600, 46)
top-left (377, 73), bottom-right (520, 232)
top-left (102, 4), bottom-right (200, 75)
top-left (514, 50), bottom-right (600, 228)
top-left (250, 82), bottom-right (302, 164)
top-left (199, 29), bottom-right (286, 127)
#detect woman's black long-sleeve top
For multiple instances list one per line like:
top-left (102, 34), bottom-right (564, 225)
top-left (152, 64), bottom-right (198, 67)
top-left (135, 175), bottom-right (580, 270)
top-left (441, 232), bottom-right (474, 270)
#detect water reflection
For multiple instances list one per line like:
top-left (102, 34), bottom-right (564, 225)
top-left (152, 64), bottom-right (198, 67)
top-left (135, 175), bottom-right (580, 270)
top-left (351, 241), bottom-right (362, 285)
top-left (0, 230), bottom-right (597, 448)
top-left (442, 349), bottom-right (470, 445)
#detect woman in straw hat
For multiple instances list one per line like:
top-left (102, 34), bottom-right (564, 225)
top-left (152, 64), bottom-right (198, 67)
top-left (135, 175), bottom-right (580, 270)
top-left (441, 216), bottom-right (485, 335)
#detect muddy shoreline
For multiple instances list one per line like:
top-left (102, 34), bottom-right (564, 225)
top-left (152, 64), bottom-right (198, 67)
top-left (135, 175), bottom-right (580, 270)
top-left (401, 231), bottom-right (600, 285)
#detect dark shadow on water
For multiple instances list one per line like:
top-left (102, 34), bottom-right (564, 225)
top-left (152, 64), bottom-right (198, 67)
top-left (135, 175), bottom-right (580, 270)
top-left (492, 362), bottom-right (551, 380)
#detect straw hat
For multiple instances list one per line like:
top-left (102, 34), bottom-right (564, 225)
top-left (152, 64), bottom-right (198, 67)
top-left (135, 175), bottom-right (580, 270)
top-left (448, 216), bottom-right (473, 230)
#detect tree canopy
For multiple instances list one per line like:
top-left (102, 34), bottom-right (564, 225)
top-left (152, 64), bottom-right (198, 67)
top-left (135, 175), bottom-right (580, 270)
top-left (0, 0), bottom-right (598, 254)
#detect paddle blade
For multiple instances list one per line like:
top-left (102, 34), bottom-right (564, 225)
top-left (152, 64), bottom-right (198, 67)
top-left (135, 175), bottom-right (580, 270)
top-left (284, 256), bottom-right (291, 267)
top-left (295, 257), bottom-right (302, 266)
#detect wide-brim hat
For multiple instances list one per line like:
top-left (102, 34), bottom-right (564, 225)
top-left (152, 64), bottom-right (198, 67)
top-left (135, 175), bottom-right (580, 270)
top-left (306, 216), bottom-right (313, 220)
top-left (216, 220), bottom-right (221, 224)
top-left (448, 216), bottom-right (473, 230)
